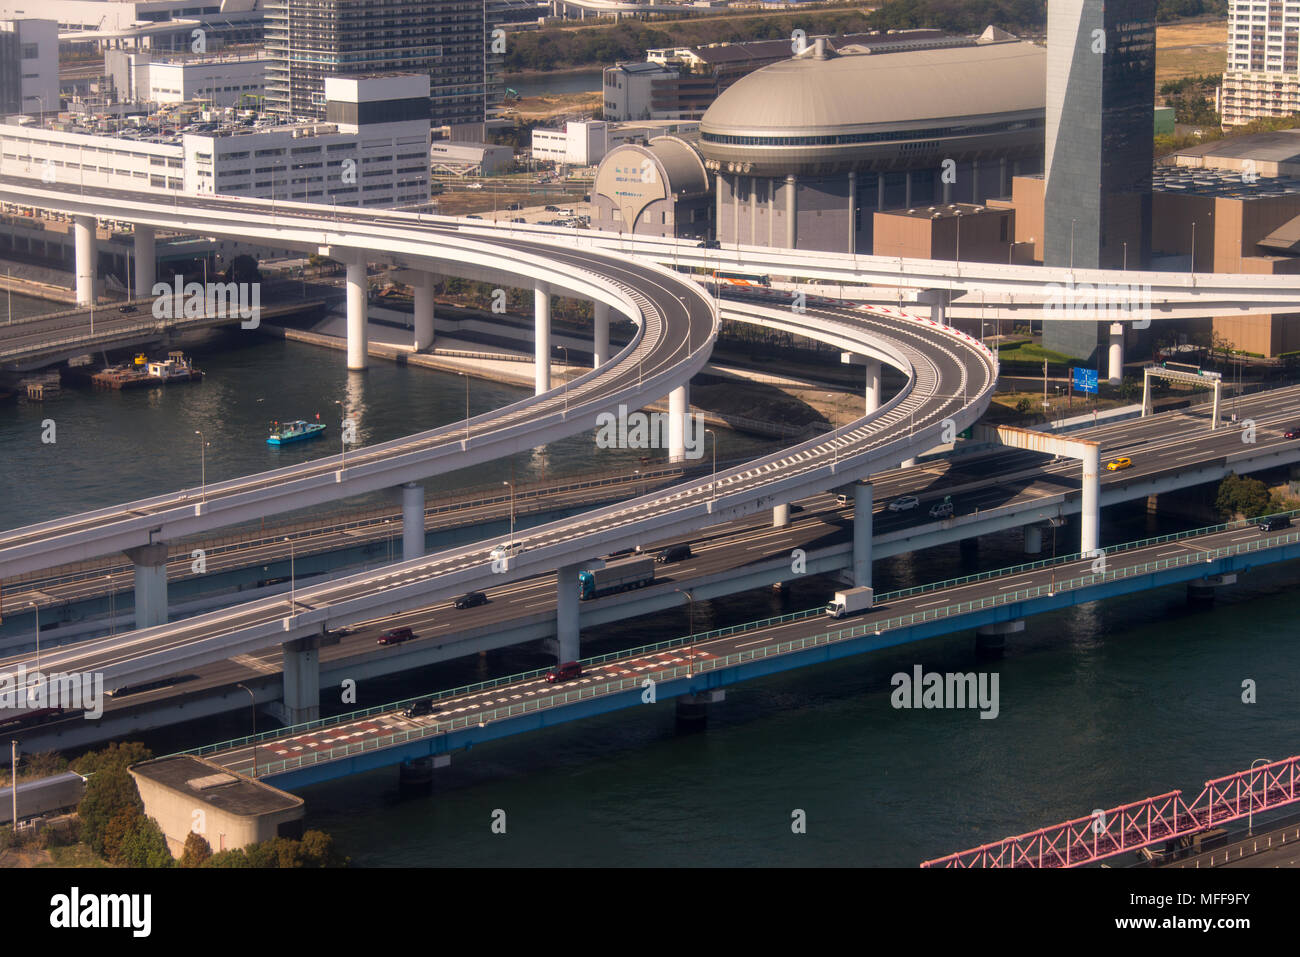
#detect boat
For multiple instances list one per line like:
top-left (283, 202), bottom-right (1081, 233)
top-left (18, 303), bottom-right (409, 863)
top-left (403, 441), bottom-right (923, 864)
top-left (144, 351), bottom-right (204, 383)
top-left (267, 416), bottom-right (326, 445)
top-left (91, 351), bottom-right (203, 389)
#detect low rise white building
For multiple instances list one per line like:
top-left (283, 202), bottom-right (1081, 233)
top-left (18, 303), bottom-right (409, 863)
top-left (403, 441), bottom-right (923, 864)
top-left (532, 119), bottom-right (700, 167)
top-left (0, 74), bottom-right (431, 209)
top-left (105, 49), bottom-right (268, 107)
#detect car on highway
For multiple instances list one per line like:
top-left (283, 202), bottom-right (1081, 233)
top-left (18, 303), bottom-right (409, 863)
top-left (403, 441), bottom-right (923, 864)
top-left (118, 304), bottom-right (138, 314)
top-left (546, 661), bottom-right (582, 683)
top-left (929, 499), bottom-right (954, 519)
top-left (465, 214), bottom-right (483, 220)
top-left (511, 217), bottom-right (526, 223)
top-left (454, 590), bottom-right (488, 609)
top-left (1106, 457), bottom-right (1133, 471)
top-left (1285, 424), bottom-right (1300, 439)
top-left (403, 698), bottom-right (436, 718)
top-left (505, 202), bottom-right (522, 210)
top-left (655, 543), bottom-right (692, 564)
top-left (377, 627), bottom-right (414, 646)
top-left (836, 493), bottom-right (852, 507)
top-left (489, 541), bottom-right (524, 561)
top-left (888, 495), bottom-right (920, 512)
top-left (697, 238), bottom-right (721, 249)
top-left (1258, 515), bottom-right (1292, 533)
top-left (544, 204), bottom-right (560, 212)
top-left (466, 183), bottom-right (484, 190)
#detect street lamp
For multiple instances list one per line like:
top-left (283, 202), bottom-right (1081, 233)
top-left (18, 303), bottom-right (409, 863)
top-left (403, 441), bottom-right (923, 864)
top-left (676, 587), bottom-right (695, 676)
top-left (235, 682), bottom-right (256, 735)
top-left (503, 480), bottom-right (515, 547)
top-left (705, 429), bottom-right (716, 500)
top-left (283, 537), bottom-right (296, 608)
top-left (334, 399), bottom-right (348, 467)
top-left (1248, 758), bottom-right (1272, 835)
top-left (458, 371), bottom-right (470, 444)
top-left (194, 430), bottom-right (207, 501)
top-left (29, 601), bottom-right (40, 671)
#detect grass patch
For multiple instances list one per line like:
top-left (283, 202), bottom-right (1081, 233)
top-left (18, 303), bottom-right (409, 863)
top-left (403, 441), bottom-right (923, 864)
top-left (44, 844), bottom-right (110, 868)
top-left (996, 342), bottom-right (1077, 365)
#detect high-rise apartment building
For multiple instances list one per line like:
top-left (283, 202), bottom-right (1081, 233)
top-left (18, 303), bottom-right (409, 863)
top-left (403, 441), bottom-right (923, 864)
top-left (1221, 0), bottom-right (1300, 126)
top-left (264, 0), bottom-right (487, 136)
top-left (1044, 0), bottom-right (1156, 360)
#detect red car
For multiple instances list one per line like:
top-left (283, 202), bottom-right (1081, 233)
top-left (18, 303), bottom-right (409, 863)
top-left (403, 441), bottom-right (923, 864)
top-left (1284, 424), bottom-right (1300, 439)
top-left (377, 627), bottom-right (414, 646)
top-left (546, 661), bottom-right (582, 683)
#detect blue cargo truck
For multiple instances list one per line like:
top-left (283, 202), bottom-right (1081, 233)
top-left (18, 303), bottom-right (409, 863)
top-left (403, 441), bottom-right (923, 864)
top-left (578, 557), bottom-right (655, 600)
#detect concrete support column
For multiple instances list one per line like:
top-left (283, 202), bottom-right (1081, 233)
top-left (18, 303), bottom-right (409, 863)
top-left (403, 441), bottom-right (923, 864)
top-left (785, 173), bottom-right (797, 249)
top-left (877, 172), bottom-right (886, 211)
top-left (733, 176), bottom-right (741, 242)
top-left (976, 618), bottom-right (1023, 657)
top-left (401, 482), bottom-right (424, 561)
top-left (1080, 444), bottom-right (1101, 557)
top-left (847, 171), bottom-right (856, 254)
top-left (942, 172), bottom-right (952, 205)
top-left (717, 178), bottom-right (726, 242)
top-left (74, 214), bottom-right (95, 306)
top-left (556, 562), bottom-right (581, 663)
top-left (1107, 323), bottom-right (1124, 384)
top-left (413, 272), bottom-right (434, 352)
top-left (773, 503), bottom-right (790, 528)
top-left (1024, 524), bottom-right (1043, 555)
top-left (1141, 369), bottom-right (1152, 416)
top-left (280, 635), bottom-right (321, 724)
top-left (593, 301), bottom-right (610, 367)
top-left (904, 170), bottom-right (912, 208)
top-left (345, 256), bottom-right (368, 371)
top-left (749, 176), bottom-right (757, 243)
top-left (534, 282), bottom-right (551, 395)
top-left (132, 224), bottom-right (155, 299)
top-left (930, 301), bottom-right (946, 326)
top-left (676, 689), bottom-right (724, 732)
top-left (1211, 381), bottom-right (1222, 430)
top-left (124, 542), bottom-right (169, 630)
top-left (864, 359), bottom-right (881, 415)
top-left (971, 158), bottom-right (981, 202)
top-left (853, 481), bottom-right (873, 588)
top-left (668, 383), bottom-right (689, 462)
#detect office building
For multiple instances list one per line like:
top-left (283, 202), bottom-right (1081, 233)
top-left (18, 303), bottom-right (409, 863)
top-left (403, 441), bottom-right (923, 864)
top-left (1043, 0), bottom-right (1156, 361)
top-left (0, 18), bottom-right (59, 117)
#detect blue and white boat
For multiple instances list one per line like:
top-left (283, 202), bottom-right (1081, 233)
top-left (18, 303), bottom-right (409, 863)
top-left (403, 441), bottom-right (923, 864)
top-left (267, 417), bottom-right (326, 445)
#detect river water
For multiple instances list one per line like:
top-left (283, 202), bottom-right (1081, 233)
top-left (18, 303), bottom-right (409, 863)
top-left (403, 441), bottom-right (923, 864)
top-left (3, 297), bottom-right (1298, 866)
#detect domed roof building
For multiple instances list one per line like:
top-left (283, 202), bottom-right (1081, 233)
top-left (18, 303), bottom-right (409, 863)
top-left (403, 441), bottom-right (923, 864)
top-left (696, 33), bottom-right (1046, 252)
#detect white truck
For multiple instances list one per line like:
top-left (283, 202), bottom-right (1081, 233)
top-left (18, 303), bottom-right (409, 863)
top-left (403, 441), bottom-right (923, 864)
top-left (825, 586), bottom-right (874, 619)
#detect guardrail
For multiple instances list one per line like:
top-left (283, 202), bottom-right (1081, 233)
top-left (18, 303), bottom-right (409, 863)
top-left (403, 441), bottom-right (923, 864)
top-left (178, 519), bottom-right (1300, 773)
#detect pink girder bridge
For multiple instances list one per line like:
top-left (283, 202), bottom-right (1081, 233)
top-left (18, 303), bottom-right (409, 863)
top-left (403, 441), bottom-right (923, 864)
top-left (922, 753), bottom-right (1300, 868)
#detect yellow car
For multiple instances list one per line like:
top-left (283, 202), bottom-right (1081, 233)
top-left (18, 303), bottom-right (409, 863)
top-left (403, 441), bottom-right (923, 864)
top-left (1106, 457), bottom-right (1133, 471)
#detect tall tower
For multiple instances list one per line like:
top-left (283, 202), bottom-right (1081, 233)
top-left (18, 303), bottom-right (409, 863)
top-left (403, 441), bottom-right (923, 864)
top-left (1044, 0), bottom-right (1156, 361)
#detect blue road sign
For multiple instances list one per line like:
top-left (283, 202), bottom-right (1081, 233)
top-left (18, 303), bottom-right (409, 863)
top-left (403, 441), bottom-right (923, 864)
top-left (1072, 367), bottom-right (1098, 395)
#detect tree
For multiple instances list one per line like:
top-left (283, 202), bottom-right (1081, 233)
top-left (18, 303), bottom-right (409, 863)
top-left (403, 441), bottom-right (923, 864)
top-left (204, 848), bottom-right (252, 868)
top-left (299, 830), bottom-right (343, 867)
top-left (118, 816), bottom-right (173, 868)
top-left (103, 807), bottom-right (139, 865)
top-left (1216, 472), bottom-right (1271, 519)
top-left (180, 832), bottom-right (213, 868)
top-left (72, 741), bottom-right (152, 775)
top-left (77, 766), bottom-right (143, 857)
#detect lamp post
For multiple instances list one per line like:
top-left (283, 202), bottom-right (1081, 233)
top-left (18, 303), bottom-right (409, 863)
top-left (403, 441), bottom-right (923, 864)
top-left (30, 601), bottom-right (40, 671)
top-left (503, 480), bottom-right (515, 547)
top-left (559, 345), bottom-right (569, 415)
top-left (235, 682), bottom-right (256, 735)
top-left (1191, 221), bottom-right (1196, 274)
top-left (334, 399), bottom-right (348, 468)
top-left (283, 537), bottom-right (296, 608)
top-left (705, 428), bottom-right (716, 500)
top-left (1248, 758), bottom-right (1272, 835)
top-left (458, 371), bottom-right (470, 444)
top-left (194, 430), bottom-right (207, 501)
top-left (676, 587), bottom-right (695, 676)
